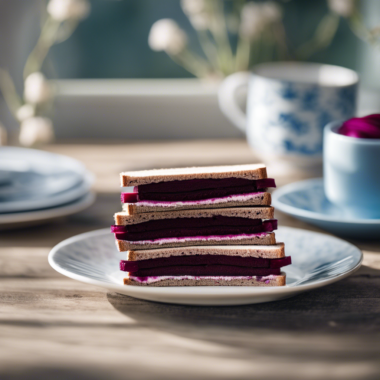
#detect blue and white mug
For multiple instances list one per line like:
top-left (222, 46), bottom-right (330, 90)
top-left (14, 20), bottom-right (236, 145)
top-left (218, 62), bottom-right (358, 169)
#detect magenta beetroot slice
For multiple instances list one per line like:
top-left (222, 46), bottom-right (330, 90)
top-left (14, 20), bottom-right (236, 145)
top-left (121, 192), bottom-right (138, 203)
top-left (121, 178), bottom-right (276, 203)
top-left (120, 255), bottom-right (291, 272)
top-left (111, 216), bottom-right (270, 233)
top-left (138, 178), bottom-right (276, 193)
top-left (114, 220), bottom-right (277, 241)
top-left (137, 188), bottom-right (266, 202)
top-left (129, 266), bottom-right (281, 277)
top-left (338, 114), bottom-right (380, 139)
top-left (121, 188), bottom-right (265, 203)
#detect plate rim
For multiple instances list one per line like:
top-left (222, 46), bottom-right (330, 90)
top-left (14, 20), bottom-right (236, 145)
top-left (272, 178), bottom-right (380, 225)
top-left (0, 172), bottom-right (94, 213)
top-left (0, 191), bottom-right (95, 224)
top-left (0, 147), bottom-right (93, 213)
top-left (0, 146), bottom-right (87, 173)
top-left (48, 226), bottom-right (363, 298)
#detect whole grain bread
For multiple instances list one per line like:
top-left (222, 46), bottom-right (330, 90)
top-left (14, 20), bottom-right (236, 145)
top-left (116, 232), bottom-right (276, 251)
top-left (127, 243), bottom-right (284, 260)
top-left (123, 192), bottom-right (272, 215)
top-left (115, 206), bottom-right (274, 225)
top-left (120, 163), bottom-right (267, 187)
top-left (124, 274), bottom-right (286, 286)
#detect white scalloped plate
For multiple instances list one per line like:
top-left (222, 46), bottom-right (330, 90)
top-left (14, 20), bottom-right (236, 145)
top-left (48, 226), bottom-right (362, 306)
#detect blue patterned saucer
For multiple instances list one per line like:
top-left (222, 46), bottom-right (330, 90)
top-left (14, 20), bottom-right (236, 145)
top-left (272, 178), bottom-right (380, 239)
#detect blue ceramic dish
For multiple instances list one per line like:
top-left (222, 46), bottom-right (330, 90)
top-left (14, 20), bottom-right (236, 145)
top-left (324, 121), bottom-right (380, 219)
top-left (272, 178), bottom-right (380, 239)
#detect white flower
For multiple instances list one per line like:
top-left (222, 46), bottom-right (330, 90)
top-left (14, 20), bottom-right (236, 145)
top-left (148, 19), bottom-right (187, 55)
top-left (24, 72), bottom-right (51, 104)
top-left (19, 117), bottom-right (54, 146)
top-left (188, 13), bottom-right (210, 31)
top-left (240, 3), bottom-right (265, 39)
top-left (181, 0), bottom-right (210, 30)
top-left (16, 104), bottom-right (35, 122)
top-left (47, 0), bottom-right (90, 22)
top-left (240, 1), bottom-right (282, 39)
top-left (262, 2), bottom-right (282, 23)
top-left (328, 0), bottom-right (355, 17)
top-left (181, 0), bottom-right (207, 16)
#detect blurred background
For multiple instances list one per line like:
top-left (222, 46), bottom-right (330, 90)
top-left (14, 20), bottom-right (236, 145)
top-left (0, 0), bottom-right (380, 142)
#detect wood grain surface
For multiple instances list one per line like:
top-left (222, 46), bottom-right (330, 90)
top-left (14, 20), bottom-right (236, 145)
top-left (1, 139), bottom-right (380, 380)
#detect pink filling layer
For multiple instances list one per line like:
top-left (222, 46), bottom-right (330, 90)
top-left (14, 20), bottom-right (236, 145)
top-left (124, 191), bottom-right (266, 207)
top-left (128, 232), bottom-right (270, 245)
top-left (128, 275), bottom-right (279, 284)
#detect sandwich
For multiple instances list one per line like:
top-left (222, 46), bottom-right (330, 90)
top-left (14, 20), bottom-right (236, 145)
top-left (120, 164), bottom-right (275, 214)
top-left (113, 207), bottom-right (277, 250)
top-left (111, 163), bottom-right (289, 287)
top-left (121, 244), bottom-right (290, 287)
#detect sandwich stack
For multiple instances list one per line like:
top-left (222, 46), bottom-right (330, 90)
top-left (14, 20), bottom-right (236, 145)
top-left (112, 164), bottom-right (291, 287)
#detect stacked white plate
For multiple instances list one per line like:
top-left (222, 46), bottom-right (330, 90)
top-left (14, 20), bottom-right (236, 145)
top-left (0, 147), bottom-right (95, 229)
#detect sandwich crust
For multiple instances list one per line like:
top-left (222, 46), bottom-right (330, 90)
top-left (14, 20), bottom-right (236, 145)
top-left (115, 206), bottom-right (274, 225)
top-left (116, 232), bottom-right (276, 251)
top-left (123, 193), bottom-right (272, 215)
top-left (124, 274), bottom-right (286, 287)
top-left (127, 243), bottom-right (285, 261)
top-left (121, 164), bottom-right (267, 187)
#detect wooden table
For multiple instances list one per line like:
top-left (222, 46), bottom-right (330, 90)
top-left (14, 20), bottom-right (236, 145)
top-left (1, 140), bottom-right (380, 380)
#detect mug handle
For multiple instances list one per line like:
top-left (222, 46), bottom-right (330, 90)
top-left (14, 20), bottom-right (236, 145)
top-left (218, 71), bottom-right (250, 132)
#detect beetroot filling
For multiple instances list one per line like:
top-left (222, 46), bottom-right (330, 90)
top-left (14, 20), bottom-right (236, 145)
top-left (121, 178), bottom-right (276, 203)
top-left (112, 216), bottom-right (274, 233)
top-left (113, 219), bottom-right (277, 241)
top-left (120, 255), bottom-right (291, 272)
top-left (115, 222), bottom-right (275, 241)
top-left (122, 192), bottom-right (138, 203)
top-left (138, 178), bottom-right (276, 193)
top-left (114, 216), bottom-right (268, 232)
top-left (137, 188), bottom-right (265, 202)
top-left (129, 266), bottom-right (281, 276)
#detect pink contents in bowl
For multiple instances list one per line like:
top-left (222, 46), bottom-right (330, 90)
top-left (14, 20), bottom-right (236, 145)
top-left (338, 114), bottom-right (380, 139)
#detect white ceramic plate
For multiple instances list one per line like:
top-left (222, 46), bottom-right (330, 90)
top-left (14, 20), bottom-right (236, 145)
top-left (272, 178), bottom-right (380, 239)
top-left (0, 147), bottom-right (92, 213)
top-left (49, 226), bottom-right (362, 306)
top-left (0, 192), bottom-right (95, 230)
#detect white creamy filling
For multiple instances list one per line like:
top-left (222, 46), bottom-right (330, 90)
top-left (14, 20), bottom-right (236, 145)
top-left (129, 275), bottom-right (277, 284)
top-left (128, 192), bottom-right (265, 208)
top-left (130, 233), bottom-right (269, 245)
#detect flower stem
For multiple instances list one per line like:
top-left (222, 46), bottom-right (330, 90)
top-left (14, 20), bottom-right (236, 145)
top-left (209, 0), bottom-right (234, 75)
top-left (56, 19), bottom-right (80, 43)
top-left (23, 16), bottom-right (62, 79)
top-left (349, 10), bottom-right (380, 49)
top-left (0, 68), bottom-right (22, 116)
top-left (196, 30), bottom-right (221, 74)
top-left (170, 49), bottom-right (210, 78)
top-left (273, 22), bottom-right (290, 60)
top-left (296, 13), bottom-right (340, 60)
top-left (235, 36), bottom-right (250, 71)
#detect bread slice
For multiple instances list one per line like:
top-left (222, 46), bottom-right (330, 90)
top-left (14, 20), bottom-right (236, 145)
top-left (116, 232), bottom-right (276, 251)
top-left (123, 192), bottom-right (272, 215)
top-left (124, 274), bottom-right (286, 287)
top-left (121, 163), bottom-right (267, 187)
top-left (114, 206), bottom-right (274, 226)
top-left (127, 243), bottom-right (284, 261)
